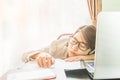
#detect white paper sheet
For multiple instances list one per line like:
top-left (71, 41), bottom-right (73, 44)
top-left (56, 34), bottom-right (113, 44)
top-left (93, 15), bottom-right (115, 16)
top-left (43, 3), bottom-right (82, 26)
top-left (54, 59), bottom-right (85, 70)
top-left (7, 62), bottom-right (56, 80)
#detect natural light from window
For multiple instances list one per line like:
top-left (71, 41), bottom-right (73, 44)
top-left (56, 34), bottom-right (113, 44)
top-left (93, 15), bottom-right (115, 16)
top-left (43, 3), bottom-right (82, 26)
top-left (0, 0), bottom-right (91, 76)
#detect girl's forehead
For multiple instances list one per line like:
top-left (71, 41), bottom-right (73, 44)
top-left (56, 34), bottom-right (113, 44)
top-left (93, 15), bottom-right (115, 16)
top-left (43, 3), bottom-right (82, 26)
top-left (73, 31), bottom-right (86, 42)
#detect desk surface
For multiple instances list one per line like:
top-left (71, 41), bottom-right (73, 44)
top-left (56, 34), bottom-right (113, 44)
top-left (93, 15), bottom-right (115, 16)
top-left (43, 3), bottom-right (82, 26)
top-left (0, 61), bottom-right (91, 80)
top-left (0, 69), bottom-right (91, 80)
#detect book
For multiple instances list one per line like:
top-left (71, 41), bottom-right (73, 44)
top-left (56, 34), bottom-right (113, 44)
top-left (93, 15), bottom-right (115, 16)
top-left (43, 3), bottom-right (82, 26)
top-left (84, 60), bottom-right (94, 73)
top-left (61, 59), bottom-right (94, 79)
top-left (7, 61), bottom-right (56, 80)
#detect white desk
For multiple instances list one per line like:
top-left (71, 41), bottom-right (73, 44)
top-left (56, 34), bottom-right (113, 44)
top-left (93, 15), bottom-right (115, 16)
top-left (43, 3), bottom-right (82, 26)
top-left (0, 69), bottom-right (91, 80)
top-left (0, 61), bottom-right (91, 80)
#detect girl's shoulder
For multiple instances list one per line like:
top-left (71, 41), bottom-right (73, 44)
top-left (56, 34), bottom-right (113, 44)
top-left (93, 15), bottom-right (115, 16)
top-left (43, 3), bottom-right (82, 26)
top-left (51, 38), bottom-right (69, 46)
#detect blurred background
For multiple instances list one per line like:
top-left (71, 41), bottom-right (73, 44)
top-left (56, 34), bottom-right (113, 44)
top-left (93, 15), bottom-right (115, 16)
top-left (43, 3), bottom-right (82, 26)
top-left (0, 0), bottom-right (92, 76)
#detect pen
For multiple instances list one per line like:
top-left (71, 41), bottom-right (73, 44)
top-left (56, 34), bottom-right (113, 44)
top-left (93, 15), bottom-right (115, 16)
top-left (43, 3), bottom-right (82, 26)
top-left (80, 60), bottom-right (85, 68)
top-left (43, 77), bottom-right (56, 80)
top-left (16, 62), bottom-right (27, 70)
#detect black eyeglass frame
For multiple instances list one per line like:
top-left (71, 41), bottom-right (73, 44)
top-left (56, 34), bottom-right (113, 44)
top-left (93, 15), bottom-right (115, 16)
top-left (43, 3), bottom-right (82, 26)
top-left (69, 36), bottom-right (89, 51)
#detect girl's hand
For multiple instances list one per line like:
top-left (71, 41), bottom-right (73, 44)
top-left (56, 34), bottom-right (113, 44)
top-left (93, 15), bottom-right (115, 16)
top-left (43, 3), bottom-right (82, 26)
top-left (64, 56), bottom-right (85, 62)
top-left (36, 52), bottom-right (55, 68)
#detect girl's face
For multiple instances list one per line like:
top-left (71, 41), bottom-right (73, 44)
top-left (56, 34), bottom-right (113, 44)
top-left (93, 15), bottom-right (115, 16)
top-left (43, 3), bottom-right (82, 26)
top-left (67, 31), bottom-right (91, 57)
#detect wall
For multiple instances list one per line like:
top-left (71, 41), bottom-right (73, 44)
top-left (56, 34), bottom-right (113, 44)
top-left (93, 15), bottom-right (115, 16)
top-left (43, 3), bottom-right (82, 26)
top-left (102, 0), bottom-right (120, 11)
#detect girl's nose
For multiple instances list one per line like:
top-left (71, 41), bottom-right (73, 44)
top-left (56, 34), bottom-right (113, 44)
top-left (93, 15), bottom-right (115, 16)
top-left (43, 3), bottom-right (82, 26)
top-left (71, 44), bottom-right (78, 51)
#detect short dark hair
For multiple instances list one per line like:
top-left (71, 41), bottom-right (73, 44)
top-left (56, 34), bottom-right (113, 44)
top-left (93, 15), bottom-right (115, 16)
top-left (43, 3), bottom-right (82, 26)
top-left (73, 25), bottom-right (96, 51)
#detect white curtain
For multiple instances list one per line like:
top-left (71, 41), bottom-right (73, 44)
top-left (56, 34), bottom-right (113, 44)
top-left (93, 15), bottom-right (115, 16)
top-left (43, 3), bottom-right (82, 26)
top-left (0, 0), bottom-right (91, 76)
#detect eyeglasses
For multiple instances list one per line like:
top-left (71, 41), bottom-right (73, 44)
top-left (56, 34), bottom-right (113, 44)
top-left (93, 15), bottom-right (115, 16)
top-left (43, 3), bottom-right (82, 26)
top-left (69, 37), bottom-right (89, 51)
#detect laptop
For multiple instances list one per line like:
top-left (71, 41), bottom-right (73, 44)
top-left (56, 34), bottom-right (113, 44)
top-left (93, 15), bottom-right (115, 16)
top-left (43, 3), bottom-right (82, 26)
top-left (88, 12), bottom-right (120, 80)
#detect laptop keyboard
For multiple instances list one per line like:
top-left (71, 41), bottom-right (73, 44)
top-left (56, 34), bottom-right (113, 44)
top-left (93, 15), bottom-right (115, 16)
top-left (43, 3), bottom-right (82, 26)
top-left (84, 61), bottom-right (94, 79)
top-left (88, 72), bottom-right (94, 79)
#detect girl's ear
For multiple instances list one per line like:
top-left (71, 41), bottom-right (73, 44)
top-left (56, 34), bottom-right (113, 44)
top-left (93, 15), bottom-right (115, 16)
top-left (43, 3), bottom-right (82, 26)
top-left (88, 49), bottom-right (95, 55)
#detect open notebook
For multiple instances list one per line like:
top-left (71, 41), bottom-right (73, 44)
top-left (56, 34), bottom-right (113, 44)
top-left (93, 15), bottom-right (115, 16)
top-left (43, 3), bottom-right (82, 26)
top-left (7, 61), bottom-right (56, 80)
top-left (7, 59), bottom-right (85, 80)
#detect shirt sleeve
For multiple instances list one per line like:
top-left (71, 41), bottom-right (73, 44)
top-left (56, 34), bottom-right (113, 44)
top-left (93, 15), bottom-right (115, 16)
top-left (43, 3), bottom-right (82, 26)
top-left (22, 46), bottom-right (50, 63)
top-left (22, 38), bottom-right (68, 63)
top-left (49, 39), bottom-right (68, 59)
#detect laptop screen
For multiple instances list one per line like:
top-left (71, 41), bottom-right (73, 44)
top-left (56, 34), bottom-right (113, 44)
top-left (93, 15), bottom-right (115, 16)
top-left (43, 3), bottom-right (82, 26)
top-left (94, 12), bottom-right (120, 79)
